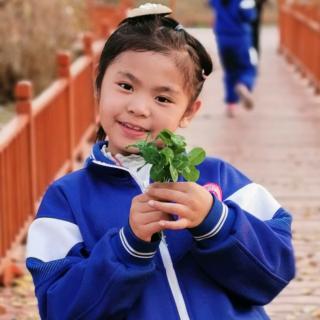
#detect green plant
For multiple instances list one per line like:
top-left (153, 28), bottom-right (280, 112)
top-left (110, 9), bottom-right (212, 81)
top-left (128, 129), bottom-right (206, 182)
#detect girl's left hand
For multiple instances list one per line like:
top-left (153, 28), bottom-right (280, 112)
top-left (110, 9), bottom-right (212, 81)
top-left (146, 182), bottom-right (213, 230)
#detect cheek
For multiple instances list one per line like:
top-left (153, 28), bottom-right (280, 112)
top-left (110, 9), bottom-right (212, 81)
top-left (98, 103), bottom-right (114, 133)
top-left (160, 109), bottom-right (186, 125)
top-left (152, 114), bottom-right (181, 134)
top-left (99, 95), bottom-right (116, 117)
top-left (98, 103), bottom-right (107, 122)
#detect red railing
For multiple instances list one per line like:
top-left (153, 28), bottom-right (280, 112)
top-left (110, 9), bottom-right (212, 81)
top-left (86, 0), bottom-right (133, 38)
top-left (0, 34), bottom-right (101, 284)
top-left (0, 0), bottom-right (132, 284)
top-left (279, 0), bottom-right (320, 93)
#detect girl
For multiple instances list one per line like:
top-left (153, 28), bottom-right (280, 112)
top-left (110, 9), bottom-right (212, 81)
top-left (209, 0), bottom-right (258, 117)
top-left (26, 3), bottom-right (295, 319)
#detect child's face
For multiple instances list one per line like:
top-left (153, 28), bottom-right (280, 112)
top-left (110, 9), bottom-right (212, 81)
top-left (99, 50), bottom-right (201, 155)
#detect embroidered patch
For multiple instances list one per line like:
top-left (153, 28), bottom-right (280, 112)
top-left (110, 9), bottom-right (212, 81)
top-left (204, 183), bottom-right (223, 201)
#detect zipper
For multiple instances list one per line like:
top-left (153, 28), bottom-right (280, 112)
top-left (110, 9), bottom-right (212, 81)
top-left (160, 237), bottom-right (190, 320)
top-left (92, 159), bottom-right (146, 191)
top-left (92, 157), bottom-right (190, 319)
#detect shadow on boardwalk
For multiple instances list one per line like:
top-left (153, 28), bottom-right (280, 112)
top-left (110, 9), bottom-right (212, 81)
top-left (1, 26), bottom-right (320, 320)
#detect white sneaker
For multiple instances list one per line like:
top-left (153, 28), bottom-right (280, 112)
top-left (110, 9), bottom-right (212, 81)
top-left (235, 83), bottom-right (254, 110)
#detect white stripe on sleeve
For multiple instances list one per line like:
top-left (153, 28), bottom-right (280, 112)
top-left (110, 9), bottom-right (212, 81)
top-left (240, 0), bottom-right (255, 9)
top-left (119, 228), bottom-right (156, 259)
top-left (249, 47), bottom-right (258, 66)
top-left (193, 204), bottom-right (229, 241)
top-left (226, 183), bottom-right (281, 221)
top-left (26, 217), bottom-right (83, 262)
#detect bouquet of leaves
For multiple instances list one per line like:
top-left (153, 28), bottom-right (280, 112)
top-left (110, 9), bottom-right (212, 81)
top-left (129, 129), bottom-right (206, 182)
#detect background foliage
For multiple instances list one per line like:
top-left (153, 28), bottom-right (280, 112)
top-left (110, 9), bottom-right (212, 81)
top-left (0, 0), bottom-right (88, 104)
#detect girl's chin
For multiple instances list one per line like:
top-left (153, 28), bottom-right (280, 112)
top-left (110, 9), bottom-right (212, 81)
top-left (121, 145), bottom-right (140, 155)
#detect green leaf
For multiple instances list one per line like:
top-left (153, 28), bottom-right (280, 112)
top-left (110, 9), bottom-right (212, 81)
top-left (187, 147), bottom-right (206, 165)
top-left (169, 163), bottom-right (179, 182)
top-left (182, 165), bottom-right (200, 182)
top-left (157, 129), bottom-right (173, 146)
top-left (171, 134), bottom-right (186, 148)
top-left (172, 153), bottom-right (188, 170)
top-left (141, 144), bottom-right (160, 165)
top-left (161, 166), bottom-right (172, 182)
top-left (160, 147), bottom-right (174, 164)
top-left (150, 164), bottom-right (165, 182)
top-left (127, 129), bottom-right (205, 182)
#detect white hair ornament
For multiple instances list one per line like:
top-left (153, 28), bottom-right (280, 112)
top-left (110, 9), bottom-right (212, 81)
top-left (127, 3), bottom-right (172, 18)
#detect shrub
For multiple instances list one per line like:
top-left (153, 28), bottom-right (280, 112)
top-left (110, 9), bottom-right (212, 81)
top-left (0, 0), bottom-right (88, 104)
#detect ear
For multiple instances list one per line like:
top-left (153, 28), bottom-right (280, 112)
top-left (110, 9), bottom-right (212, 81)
top-left (179, 99), bottom-right (202, 128)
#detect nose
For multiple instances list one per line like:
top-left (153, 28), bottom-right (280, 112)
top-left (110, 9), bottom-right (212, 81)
top-left (127, 94), bottom-right (151, 117)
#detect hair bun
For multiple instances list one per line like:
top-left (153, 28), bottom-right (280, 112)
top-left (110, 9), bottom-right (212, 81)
top-left (127, 3), bottom-right (172, 18)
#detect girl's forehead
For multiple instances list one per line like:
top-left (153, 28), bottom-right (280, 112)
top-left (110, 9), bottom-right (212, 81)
top-left (110, 50), bottom-right (186, 88)
top-left (113, 50), bottom-right (177, 70)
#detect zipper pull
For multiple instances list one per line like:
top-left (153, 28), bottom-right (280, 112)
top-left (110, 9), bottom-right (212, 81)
top-left (161, 231), bottom-right (167, 245)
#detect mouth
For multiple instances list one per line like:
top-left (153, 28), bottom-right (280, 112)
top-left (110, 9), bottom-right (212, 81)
top-left (118, 121), bottom-right (149, 132)
top-left (118, 121), bottom-right (150, 140)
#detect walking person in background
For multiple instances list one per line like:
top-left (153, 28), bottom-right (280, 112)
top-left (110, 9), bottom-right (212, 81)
top-left (209, 0), bottom-right (258, 117)
top-left (252, 0), bottom-right (268, 56)
top-left (26, 3), bottom-right (294, 319)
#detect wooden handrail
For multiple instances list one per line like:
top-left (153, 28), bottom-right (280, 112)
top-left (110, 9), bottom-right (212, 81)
top-left (279, 1), bottom-right (320, 93)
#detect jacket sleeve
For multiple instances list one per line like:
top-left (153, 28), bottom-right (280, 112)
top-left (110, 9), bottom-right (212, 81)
top-left (189, 161), bottom-right (295, 305)
top-left (238, 0), bottom-right (257, 22)
top-left (26, 183), bottom-right (160, 320)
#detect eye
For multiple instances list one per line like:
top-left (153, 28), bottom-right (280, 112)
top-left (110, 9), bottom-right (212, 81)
top-left (118, 82), bottom-right (133, 91)
top-left (156, 96), bottom-right (173, 104)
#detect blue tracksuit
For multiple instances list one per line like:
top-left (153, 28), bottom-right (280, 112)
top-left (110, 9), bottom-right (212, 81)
top-left (209, 0), bottom-right (258, 103)
top-left (26, 141), bottom-right (295, 319)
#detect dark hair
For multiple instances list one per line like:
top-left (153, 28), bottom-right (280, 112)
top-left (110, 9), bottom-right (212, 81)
top-left (96, 14), bottom-right (213, 141)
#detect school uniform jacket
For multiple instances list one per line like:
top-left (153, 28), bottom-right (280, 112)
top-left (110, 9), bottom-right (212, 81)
top-left (209, 0), bottom-right (257, 39)
top-left (26, 141), bottom-right (295, 320)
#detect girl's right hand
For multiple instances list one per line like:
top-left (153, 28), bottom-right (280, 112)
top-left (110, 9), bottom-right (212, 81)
top-left (129, 193), bottom-right (170, 242)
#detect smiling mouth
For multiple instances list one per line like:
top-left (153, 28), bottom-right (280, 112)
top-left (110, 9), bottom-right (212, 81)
top-left (118, 121), bottom-right (149, 133)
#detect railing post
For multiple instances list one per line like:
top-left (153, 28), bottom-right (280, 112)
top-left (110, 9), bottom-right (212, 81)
top-left (83, 32), bottom-right (93, 57)
top-left (170, 0), bottom-right (176, 13)
top-left (0, 137), bottom-right (5, 263)
top-left (15, 81), bottom-right (36, 210)
top-left (57, 51), bottom-right (75, 171)
top-left (101, 19), bottom-right (111, 39)
top-left (122, 0), bottom-right (133, 8)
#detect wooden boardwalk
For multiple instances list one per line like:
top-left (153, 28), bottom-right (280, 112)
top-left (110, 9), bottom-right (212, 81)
top-left (0, 26), bottom-right (320, 319)
top-left (186, 27), bottom-right (320, 320)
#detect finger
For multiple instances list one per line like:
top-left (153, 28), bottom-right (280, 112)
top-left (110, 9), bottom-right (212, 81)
top-left (149, 182), bottom-right (191, 192)
top-left (145, 221), bottom-right (167, 235)
top-left (135, 195), bottom-right (174, 212)
top-left (135, 202), bottom-right (157, 213)
top-left (133, 193), bottom-right (152, 202)
top-left (148, 200), bottom-right (188, 217)
top-left (135, 211), bottom-right (171, 225)
top-left (133, 221), bottom-right (166, 242)
top-left (146, 187), bottom-right (188, 204)
top-left (159, 218), bottom-right (189, 230)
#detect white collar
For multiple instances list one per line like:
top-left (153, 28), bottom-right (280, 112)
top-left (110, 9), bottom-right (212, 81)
top-left (101, 145), bottom-right (151, 190)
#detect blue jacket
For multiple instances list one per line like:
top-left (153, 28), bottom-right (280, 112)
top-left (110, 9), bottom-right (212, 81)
top-left (26, 141), bottom-right (295, 319)
top-left (209, 0), bottom-right (257, 39)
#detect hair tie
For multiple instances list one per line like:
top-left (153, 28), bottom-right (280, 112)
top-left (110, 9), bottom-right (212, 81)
top-left (127, 3), bottom-right (172, 18)
top-left (175, 24), bottom-right (184, 31)
top-left (202, 70), bottom-right (208, 80)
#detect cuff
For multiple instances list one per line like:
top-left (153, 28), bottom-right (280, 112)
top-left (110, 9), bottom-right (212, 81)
top-left (112, 224), bottom-right (160, 266)
top-left (189, 196), bottom-right (232, 242)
